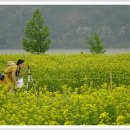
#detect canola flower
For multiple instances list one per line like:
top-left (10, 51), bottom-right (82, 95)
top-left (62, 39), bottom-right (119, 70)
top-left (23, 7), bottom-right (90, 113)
top-left (0, 85), bottom-right (129, 125)
top-left (0, 54), bottom-right (130, 125)
top-left (0, 53), bottom-right (130, 90)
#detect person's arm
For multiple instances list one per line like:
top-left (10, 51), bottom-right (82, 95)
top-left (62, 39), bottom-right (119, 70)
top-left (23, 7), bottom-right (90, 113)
top-left (12, 71), bottom-right (17, 85)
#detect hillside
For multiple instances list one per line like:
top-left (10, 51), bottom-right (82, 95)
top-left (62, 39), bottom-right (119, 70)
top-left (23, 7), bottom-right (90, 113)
top-left (0, 5), bottom-right (130, 49)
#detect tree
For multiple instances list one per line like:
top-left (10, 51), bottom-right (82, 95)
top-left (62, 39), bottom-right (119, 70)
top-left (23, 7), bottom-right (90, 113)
top-left (86, 33), bottom-right (105, 54)
top-left (22, 9), bottom-right (51, 53)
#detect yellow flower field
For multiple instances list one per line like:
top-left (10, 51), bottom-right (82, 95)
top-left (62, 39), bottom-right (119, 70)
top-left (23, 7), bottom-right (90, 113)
top-left (0, 53), bottom-right (130, 125)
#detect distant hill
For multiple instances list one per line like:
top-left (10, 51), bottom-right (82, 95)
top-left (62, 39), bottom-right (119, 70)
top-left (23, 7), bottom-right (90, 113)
top-left (0, 5), bottom-right (130, 49)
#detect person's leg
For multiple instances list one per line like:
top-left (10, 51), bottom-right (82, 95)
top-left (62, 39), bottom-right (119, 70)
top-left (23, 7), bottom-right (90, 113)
top-left (0, 78), bottom-right (10, 92)
top-left (0, 77), bottom-right (15, 92)
top-left (9, 86), bottom-right (13, 92)
top-left (9, 82), bottom-right (15, 92)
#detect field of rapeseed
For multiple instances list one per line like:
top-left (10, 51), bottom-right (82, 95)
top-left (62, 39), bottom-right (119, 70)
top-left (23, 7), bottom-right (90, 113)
top-left (0, 53), bottom-right (130, 125)
top-left (0, 85), bottom-right (130, 125)
top-left (0, 53), bottom-right (130, 90)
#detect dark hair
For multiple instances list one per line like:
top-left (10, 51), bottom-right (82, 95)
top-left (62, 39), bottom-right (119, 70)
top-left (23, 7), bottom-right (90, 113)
top-left (17, 59), bottom-right (24, 65)
top-left (16, 59), bottom-right (24, 77)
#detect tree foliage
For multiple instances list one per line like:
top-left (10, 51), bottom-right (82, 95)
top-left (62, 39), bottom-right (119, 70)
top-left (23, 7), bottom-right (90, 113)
top-left (87, 33), bottom-right (105, 54)
top-left (22, 9), bottom-right (51, 53)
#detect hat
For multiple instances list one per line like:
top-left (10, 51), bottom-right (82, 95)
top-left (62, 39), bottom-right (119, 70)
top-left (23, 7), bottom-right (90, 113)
top-left (6, 61), bottom-right (16, 67)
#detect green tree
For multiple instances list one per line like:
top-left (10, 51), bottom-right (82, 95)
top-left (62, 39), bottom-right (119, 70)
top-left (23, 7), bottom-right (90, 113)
top-left (22, 9), bottom-right (51, 53)
top-left (87, 33), bottom-right (105, 54)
